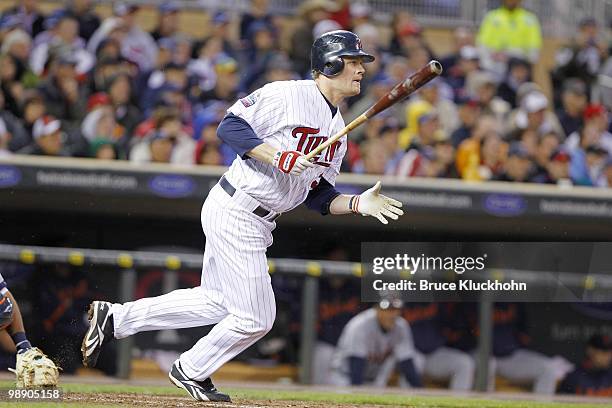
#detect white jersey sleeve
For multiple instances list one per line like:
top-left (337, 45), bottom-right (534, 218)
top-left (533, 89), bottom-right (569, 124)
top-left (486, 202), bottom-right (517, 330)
top-left (227, 84), bottom-right (285, 140)
top-left (0, 272), bottom-right (7, 296)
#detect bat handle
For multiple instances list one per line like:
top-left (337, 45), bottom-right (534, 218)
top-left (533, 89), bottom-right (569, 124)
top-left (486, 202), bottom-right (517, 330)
top-left (304, 114), bottom-right (368, 161)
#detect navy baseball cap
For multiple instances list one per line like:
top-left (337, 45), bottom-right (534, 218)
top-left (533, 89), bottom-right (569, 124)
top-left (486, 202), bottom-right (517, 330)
top-left (213, 11), bottom-right (230, 25)
top-left (508, 142), bottom-right (530, 159)
top-left (588, 334), bottom-right (612, 351)
top-left (160, 1), bottom-right (180, 14)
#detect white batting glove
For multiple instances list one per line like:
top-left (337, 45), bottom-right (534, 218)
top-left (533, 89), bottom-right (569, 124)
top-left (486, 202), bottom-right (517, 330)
top-left (350, 181), bottom-right (404, 224)
top-left (273, 150), bottom-right (316, 176)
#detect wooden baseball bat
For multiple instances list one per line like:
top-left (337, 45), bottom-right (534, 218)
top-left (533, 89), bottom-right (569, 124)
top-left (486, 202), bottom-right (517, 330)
top-left (304, 60), bottom-right (443, 161)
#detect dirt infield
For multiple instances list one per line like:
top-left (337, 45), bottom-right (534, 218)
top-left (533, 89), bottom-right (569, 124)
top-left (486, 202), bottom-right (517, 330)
top-left (64, 392), bottom-right (390, 408)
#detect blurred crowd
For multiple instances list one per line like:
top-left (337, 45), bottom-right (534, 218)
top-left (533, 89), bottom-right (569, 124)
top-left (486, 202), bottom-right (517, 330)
top-left (0, 0), bottom-right (611, 187)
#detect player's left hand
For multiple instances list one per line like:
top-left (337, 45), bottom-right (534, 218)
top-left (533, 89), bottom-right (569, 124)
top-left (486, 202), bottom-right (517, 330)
top-left (353, 181), bottom-right (404, 224)
top-left (9, 347), bottom-right (60, 388)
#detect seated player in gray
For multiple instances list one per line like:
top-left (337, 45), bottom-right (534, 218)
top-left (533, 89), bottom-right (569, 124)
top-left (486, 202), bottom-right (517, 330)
top-left (329, 297), bottom-right (422, 387)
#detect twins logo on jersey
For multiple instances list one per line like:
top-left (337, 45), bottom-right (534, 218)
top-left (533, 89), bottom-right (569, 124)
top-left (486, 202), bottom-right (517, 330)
top-left (292, 126), bottom-right (341, 167)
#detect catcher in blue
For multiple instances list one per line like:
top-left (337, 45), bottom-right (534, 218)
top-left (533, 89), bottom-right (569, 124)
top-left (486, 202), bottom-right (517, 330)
top-left (82, 30), bottom-right (404, 402)
top-left (0, 272), bottom-right (59, 387)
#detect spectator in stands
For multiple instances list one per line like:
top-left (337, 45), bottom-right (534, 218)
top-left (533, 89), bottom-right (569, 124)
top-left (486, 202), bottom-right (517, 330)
top-left (411, 79), bottom-right (459, 139)
top-left (1, 28), bottom-right (34, 84)
top-left (150, 1), bottom-right (180, 42)
top-left (290, 0), bottom-right (337, 77)
top-left (439, 27), bottom-right (475, 77)
top-left (509, 90), bottom-right (564, 139)
top-left (451, 97), bottom-right (481, 148)
top-left (476, 0), bottom-right (542, 77)
top-left (141, 62), bottom-right (189, 115)
top-left (565, 104), bottom-right (612, 155)
top-left (240, 0), bottom-right (274, 43)
top-left (193, 107), bottom-right (234, 165)
top-left (559, 334), bottom-right (612, 396)
top-left (88, 2), bottom-right (157, 72)
top-left (312, 277), bottom-right (362, 384)
top-left (402, 303), bottom-right (475, 390)
top-left (11, 91), bottom-right (43, 148)
top-left (567, 123), bottom-right (606, 186)
top-left (495, 142), bottom-right (533, 182)
top-left (1, 0), bottom-right (45, 38)
top-left (18, 115), bottom-right (71, 156)
top-left (455, 114), bottom-right (501, 180)
top-left (346, 75), bottom-right (398, 142)
top-left (0, 118), bottom-right (12, 158)
top-left (431, 133), bottom-right (459, 179)
top-left (395, 111), bottom-right (445, 177)
top-left (188, 37), bottom-right (225, 96)
top-left (388, 11), bottom-right (432, 59)
top-left (379, 117), bottom-right (404, 174)
top-left (197, 56), bottom-right (239, 107)
top-left (530, 131), bottom-right (562, 183)
top-left (556, 79), bottom-right (587, 137)
top-left (37, 52), bottom-right (88, 129)
top-left (130, 110), bottom-right (195, 165)
top-left (64, 0), bottom-right (100, 42)
top-left (81, 100), bottom-right (127, 157)
top-left (466, 71), bottom-right (511, 131)
top-left (172, 34), bottom-right (192, 66)
top-left (238, 22), bottom-right (278, 93)
top-left (106, 73), bottom-right (141, 135)
top-left (255, 52), bottom-right (297, 89)
top-left (193, 139), bottom-right (221, 165)
top-left (532, 146), bottom-right (572, 185)
top-left (356, 139), bottom-right (389, 175)
top-left (29, 11), bottom-right (94, 77)
top-left (497, 57), bottom-right (532, 109)
top-left (551, 18), bottom-right (607, 105)
top-left (598, 158), bottom-right (612, 187)
top-left (446, 45), bottom-right (480, 102)
top-left (329, 300), bottom-right (422, 387)
top-left (0, 53), bottom-right (26, 118)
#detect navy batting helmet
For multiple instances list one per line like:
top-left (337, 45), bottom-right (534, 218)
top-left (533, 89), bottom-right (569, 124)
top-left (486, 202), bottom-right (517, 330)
top-left (311, 30), bottom-right (375, 77)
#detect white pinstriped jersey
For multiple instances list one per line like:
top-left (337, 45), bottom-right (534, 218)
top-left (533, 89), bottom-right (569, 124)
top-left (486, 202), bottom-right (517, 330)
top-left (224, 80), bottom-right (347, 213)
top-left (0, 272), bottom-right (7, 295)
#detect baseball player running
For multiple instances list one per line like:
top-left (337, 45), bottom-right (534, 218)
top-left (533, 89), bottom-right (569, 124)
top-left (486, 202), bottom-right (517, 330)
top-left (82, 30), bottom-right (403, 402)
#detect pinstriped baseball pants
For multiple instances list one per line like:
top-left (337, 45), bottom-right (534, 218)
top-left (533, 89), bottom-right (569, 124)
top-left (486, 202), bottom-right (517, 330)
top-left (110, 182), bottom-right (277, 380)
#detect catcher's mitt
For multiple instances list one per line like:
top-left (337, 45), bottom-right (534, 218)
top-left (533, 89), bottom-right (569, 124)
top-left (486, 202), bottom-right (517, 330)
top-left (9, 347), bottom-right (60, 388)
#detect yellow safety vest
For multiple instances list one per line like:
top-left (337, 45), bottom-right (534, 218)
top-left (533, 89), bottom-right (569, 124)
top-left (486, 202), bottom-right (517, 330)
top-left (477, 7), bottom-right (542, 55)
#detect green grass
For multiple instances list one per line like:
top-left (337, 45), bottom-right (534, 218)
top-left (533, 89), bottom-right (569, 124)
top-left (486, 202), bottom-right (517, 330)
top-left (0, 381), bottom-right (608, 407)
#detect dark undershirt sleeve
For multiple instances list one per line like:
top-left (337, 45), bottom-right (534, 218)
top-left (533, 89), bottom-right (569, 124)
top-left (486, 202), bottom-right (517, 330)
top-left (303, 177), bottom-right (341, 215)
top-left (348, 356), bottom-right (366, 385)
top-left (216, 113), bottom-right (264, 160)
top-left (399, 358), bottom-right (422, 387)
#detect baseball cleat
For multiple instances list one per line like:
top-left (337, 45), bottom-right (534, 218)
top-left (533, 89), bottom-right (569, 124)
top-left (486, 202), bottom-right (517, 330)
top-left (81, 301), bottom-right (114, 367)
top-left (169, 360), bottom-right (231, 402)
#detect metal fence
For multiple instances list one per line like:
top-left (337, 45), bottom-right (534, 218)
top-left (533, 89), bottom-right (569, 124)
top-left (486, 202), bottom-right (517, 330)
top-left (105, 0), bottom-right (612, 38)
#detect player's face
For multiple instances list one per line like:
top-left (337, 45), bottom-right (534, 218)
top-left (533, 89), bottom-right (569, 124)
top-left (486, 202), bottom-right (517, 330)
top-left (337, 57), bottom-right (365, 97)
top-left (376, 307), bottom-right (400, 331)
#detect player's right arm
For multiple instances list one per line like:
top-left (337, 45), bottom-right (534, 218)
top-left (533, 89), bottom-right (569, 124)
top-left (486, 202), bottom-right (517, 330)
top-left (0, 276), bottom-right (32, 353)
top-left (218, 84), bottom-right (315, 176)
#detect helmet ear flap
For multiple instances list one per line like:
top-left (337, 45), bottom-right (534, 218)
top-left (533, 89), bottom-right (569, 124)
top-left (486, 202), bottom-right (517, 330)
top-left (322, 56), bottom-right (344, 77)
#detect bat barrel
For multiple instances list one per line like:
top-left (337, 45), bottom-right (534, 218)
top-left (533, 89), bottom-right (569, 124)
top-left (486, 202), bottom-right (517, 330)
top-left (430, 60), bottom-right (443, 75)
